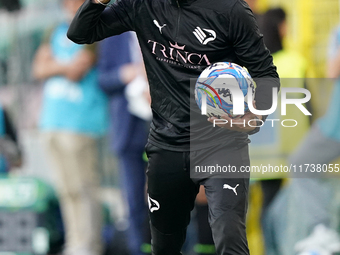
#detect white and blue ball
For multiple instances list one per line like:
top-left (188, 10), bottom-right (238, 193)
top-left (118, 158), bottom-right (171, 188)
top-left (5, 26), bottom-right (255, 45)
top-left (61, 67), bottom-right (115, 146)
top-left (195, 62), bottom-right (255, 118)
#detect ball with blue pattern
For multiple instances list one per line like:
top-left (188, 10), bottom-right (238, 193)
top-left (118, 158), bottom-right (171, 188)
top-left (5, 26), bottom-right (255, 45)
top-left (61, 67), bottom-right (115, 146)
top-left (195, 62), bottom-right (255, 118)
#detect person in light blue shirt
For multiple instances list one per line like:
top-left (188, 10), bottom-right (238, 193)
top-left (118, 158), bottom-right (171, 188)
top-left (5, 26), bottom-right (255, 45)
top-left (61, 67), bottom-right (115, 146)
top-left (33, 1), bottom-right (108, 255)
top-left (39, 22), bottom-right (108, 136)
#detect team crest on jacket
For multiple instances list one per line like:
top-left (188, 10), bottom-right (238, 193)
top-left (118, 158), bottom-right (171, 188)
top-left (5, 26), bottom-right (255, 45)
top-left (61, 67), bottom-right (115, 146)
top-left (193, 27), bottom-right (216, 45)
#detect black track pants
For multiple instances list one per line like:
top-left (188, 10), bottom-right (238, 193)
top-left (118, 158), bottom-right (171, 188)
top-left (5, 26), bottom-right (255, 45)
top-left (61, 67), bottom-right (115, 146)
top-left (145, 142), bottom-right (250, 255)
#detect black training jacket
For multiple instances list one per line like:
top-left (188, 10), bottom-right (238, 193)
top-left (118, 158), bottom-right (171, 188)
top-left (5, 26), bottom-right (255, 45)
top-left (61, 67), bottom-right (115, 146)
top-left (67, 0), bottom-right (280, 151)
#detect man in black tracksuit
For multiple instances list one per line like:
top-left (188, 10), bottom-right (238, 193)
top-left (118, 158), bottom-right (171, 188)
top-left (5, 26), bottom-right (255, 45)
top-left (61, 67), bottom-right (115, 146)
top-left (67, 0), bottom-right (280, 254)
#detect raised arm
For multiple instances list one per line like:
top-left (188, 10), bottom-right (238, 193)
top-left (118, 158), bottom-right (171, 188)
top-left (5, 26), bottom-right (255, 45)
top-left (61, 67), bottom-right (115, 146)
top-left (67, 0), bottom-right (136, 44)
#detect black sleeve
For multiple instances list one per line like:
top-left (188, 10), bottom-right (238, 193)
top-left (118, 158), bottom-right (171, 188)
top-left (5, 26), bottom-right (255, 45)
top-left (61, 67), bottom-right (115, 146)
top-left (228, 0), bottom-right (280, 113)
top-left (67, 0), bottom-right (137, 44)
top-left (3, 110), bottom-right (18, 143)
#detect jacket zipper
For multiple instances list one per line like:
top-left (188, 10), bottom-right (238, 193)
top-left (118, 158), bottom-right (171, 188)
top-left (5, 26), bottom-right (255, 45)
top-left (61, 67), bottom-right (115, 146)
top-left (175, 0), bottom-right (181, 40)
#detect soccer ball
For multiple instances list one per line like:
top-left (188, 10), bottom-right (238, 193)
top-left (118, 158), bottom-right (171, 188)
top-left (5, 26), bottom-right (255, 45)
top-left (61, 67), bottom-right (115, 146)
top-left (195, 62), bottom-right (255, 118)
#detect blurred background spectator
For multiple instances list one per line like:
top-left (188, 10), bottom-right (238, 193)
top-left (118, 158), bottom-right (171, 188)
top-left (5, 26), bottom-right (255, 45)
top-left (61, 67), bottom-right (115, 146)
top-left (256, 6), bottom-right (309, 249)
top-left (98, 33), bottom-right (150, 255)
top-left (32, 0), bottom-right (108, 255)
top-left (246, 6), bottom-right (309, 254)
top-left (263, 20), bottom-right (340, 255)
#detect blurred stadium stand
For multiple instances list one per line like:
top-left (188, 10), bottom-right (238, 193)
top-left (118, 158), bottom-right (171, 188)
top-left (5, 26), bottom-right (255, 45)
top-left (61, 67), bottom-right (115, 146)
top-left (0, 2), bottom-right (128, 253)
top-left (0, 177), bottom-right (64, 254)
